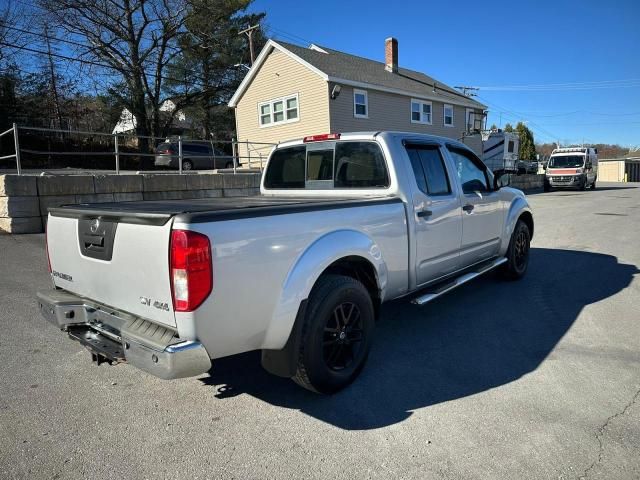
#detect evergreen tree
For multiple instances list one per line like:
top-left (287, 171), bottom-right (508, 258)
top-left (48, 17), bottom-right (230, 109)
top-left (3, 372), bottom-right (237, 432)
top-left (515, 122), bottom-right (536, 160)
top-left (503, 123), bottom-right (514, 132)
top-left (166, 0), bottom-right (266, 139)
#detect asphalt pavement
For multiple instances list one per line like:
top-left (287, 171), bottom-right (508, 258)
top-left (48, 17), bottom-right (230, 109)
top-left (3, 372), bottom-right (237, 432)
top-left (1, 182), bottom-right (639, 479)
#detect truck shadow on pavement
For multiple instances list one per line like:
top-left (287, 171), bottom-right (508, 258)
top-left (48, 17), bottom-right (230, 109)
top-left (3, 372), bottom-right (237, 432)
top-left (201, 247), bottom-right (639, 430)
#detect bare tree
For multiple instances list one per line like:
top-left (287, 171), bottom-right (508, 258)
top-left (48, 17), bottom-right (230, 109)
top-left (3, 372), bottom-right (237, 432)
top-left (39, 0), bottom-right (188, 151)
top-left (0, 1), bottom-right (26, 64)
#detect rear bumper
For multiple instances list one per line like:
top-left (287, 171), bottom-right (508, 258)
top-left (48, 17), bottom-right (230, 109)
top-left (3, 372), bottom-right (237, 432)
top-left (37, 290), bottom-right (211, 380)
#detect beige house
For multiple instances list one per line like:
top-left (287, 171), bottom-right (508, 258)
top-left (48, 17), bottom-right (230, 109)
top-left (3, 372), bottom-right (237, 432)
top-left (229, 38), bottom-right (487, 161)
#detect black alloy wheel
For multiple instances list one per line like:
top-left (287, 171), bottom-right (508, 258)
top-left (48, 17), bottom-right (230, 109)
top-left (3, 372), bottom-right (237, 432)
top-left (322, 302), bottom-right (364, 371)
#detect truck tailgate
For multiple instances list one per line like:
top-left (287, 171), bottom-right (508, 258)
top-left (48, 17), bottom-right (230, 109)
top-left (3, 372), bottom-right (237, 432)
top-left (46, 213), bottom-right (176, 327)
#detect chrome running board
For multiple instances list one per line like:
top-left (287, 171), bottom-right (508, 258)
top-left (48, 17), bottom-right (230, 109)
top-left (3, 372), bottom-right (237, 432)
top-left (412, 257), bottom-right (508, 305)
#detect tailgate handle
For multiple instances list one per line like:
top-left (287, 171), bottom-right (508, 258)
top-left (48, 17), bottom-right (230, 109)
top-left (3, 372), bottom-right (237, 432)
top-left (83, 234), bottom-right (105, 251)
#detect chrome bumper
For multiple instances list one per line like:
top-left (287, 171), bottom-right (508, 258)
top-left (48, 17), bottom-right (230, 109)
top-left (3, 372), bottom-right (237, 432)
top-left (37, 290), bottom-right (211, 380)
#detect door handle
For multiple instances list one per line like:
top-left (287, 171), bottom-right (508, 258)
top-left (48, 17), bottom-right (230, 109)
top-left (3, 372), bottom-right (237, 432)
top-left (417, 209), bottom-right (433, 218)
top-left (462, 204), bottom-right (474, 213)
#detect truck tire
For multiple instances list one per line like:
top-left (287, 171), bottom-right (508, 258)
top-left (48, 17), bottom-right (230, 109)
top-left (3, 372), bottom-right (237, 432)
top-left (500, 219), bottom-right (531, 280)
top-left (543, 181), bottom-right (551, 192)
top-left (590, 177), bottom-right (597, 190)
top-left (293, 274), bottom-right (374, 394)
top-left (580, 177), bottom-right (587, 191)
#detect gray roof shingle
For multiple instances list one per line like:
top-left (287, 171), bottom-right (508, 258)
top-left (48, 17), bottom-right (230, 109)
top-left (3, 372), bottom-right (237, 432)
top-left (276, 41), bottom-right (485, 109)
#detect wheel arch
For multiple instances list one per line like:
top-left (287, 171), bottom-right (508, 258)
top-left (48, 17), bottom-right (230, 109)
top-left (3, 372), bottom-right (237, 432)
top-left (499, 197), bottom-right (534, 256)
top-left (260, 230), bottom-right (386, 377)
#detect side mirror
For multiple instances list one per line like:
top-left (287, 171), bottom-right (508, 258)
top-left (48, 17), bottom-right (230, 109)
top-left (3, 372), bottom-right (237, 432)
top-left (494, 172), bottom-right (511, 190)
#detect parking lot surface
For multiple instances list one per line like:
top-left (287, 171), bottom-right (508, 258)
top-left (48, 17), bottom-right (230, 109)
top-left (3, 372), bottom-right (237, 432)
top-left (1, 182), bottom-right (639, 479)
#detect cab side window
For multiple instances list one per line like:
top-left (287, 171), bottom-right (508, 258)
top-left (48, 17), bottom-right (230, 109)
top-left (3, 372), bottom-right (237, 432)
top-left (447, 147), bottom-right (490, 194)
top-left (406, 145), bottom-right (451, 196)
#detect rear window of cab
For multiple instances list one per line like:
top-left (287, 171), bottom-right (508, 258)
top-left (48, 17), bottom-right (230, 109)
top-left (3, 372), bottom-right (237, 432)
top-left (263, 141), bottom-right (390, 189)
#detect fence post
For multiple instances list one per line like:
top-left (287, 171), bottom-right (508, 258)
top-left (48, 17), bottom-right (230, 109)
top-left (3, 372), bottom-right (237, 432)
top-left (13, 123), bottom-right (21, 175)
top-left (231, 137), bottom-right (237, 174)
top-left (246, 141), bottom-right (251, 170)
top-left (178, 135), bottom-right (183, 174)
top-left (114, 134), bottom-right (120, 174)
top-left (259, 153), bottom-right (263, 173)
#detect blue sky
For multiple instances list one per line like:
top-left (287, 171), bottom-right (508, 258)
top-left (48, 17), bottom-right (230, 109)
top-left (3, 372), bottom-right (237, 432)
top-left (250, 0), bottom-right (640, 147)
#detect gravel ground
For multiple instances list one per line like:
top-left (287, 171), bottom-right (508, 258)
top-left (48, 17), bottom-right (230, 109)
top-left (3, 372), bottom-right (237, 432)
top-left (1, 182), bottom-right (639, 480)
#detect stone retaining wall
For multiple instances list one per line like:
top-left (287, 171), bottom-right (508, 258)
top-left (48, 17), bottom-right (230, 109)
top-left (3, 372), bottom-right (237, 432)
top-left (509, 174), bottom-right (544, 191)
top-left (1, 172), bottom-right (545, 234)
top-left (0, 172), bottom-right (261, 234)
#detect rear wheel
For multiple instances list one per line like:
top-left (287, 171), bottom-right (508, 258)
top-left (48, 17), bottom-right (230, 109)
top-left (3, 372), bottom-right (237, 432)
top-left (182, 160), bottom-right (193, 171)
top-left (500, 219), bottom-right (531, 280)
top-left (293, 274), bottom-right (374, 394)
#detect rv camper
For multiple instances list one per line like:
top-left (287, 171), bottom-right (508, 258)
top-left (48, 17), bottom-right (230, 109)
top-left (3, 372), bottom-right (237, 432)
top-left (482, 131), bottom-right (519, 174)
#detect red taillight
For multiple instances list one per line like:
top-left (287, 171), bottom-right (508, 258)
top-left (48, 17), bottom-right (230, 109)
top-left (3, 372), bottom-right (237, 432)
top-left (157, 148), bottom-right (173, 154)
top-left (170, 230), bottom-right (212, 312)
top-left (303, 133), bottom-right (341, 143)
top-left (45, 224), bottom-right (51, 273)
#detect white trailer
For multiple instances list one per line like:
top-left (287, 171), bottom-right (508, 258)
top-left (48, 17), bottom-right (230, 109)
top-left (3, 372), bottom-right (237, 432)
top-left (482, 131), bottom-right (519, 173)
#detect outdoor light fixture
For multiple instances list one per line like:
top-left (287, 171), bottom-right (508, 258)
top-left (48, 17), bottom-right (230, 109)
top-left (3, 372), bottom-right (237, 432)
top-left (330, 84), bottom-right (342, 99)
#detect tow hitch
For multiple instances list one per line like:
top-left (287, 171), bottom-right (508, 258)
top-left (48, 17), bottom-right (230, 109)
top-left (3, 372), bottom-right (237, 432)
top-left (67, 325), bottom-right (126, 365)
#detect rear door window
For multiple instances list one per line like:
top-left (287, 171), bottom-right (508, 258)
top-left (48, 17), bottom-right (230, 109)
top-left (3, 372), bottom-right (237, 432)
top-left (405, 145), bottom-right (451, 196)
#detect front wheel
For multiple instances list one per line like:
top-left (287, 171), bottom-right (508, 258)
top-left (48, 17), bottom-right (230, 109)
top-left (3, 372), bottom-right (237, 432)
top-left (293, 274), bottom-right (374, 394)
top-left (500, 219), bottom-right (531, 280)
top-left (590, 177), bottom-right (597, 190)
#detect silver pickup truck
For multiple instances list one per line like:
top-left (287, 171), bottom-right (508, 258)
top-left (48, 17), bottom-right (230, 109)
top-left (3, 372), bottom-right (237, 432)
top-left (38, 131), bottom-right (534, 393)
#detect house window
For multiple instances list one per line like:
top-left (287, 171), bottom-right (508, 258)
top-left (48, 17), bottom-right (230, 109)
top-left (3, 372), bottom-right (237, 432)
top-left (411, 99), bottom-right (432, 124)
top-left (353, 89), bottom-right (368, 118)
top-left (258, 94), bottom-right (299, 127)
top-left (466, 108), bottom-right (474, 132)
top-left (444, 104), bottom-right (454, 127)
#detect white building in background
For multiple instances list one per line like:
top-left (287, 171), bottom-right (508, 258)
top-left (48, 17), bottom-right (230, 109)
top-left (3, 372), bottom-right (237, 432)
top-left (112, 100), bottom-right (188, 135)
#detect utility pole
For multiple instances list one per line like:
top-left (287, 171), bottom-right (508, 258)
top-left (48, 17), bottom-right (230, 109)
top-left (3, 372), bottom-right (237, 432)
top-left (44, 25), bottom-right (63, 130)
top-left (238, 25), bottom-right (260, 65)
top-left (454, 86), bottom-right (479, 97)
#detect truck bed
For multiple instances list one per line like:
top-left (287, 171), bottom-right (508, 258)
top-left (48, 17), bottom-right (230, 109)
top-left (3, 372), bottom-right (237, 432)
top-left (49, 196), bottom-right (400, 225)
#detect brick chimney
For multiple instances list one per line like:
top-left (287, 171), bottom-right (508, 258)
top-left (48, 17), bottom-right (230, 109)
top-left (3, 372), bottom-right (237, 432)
top-left (385, 37), bottom-right (398, 73)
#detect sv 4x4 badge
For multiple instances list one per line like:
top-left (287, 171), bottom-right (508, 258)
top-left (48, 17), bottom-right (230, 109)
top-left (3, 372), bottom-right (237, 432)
top-left (139, 296), bottom-right (170, 311)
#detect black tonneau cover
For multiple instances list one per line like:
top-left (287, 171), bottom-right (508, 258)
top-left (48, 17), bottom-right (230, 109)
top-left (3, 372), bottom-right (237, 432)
top-left (49, 196), bottom-right (400, 226)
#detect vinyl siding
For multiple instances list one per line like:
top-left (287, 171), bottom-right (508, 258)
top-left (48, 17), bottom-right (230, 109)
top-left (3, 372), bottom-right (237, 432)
top-left (329, 85), bottom-right (484, 155)
top-left (234, 49), bottom-right (330, 164)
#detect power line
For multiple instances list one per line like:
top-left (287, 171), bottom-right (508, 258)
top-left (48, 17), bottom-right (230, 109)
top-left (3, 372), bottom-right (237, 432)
top-left (0, 39), bottom-right (227, 91)
top-left (497, 110), bottom-right (640, 118)
top-left (473, 78), bottom-right (640, 92)
top-left (476, 94), bottom-right (560, 142)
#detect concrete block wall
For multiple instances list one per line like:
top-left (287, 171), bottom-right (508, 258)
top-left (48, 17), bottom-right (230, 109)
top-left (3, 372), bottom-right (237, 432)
top-left (0, 173), bottom-right (261, 234)
top-left (509, 174), bottom-right (544, 192)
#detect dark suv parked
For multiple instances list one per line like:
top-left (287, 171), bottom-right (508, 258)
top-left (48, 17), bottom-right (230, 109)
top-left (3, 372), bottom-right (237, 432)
top-left (154, 141), bottom-right (237, 170)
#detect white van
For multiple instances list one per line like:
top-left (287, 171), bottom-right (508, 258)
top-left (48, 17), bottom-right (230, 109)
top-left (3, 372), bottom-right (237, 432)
top-left (544, 147), bottom-right (598, 191)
